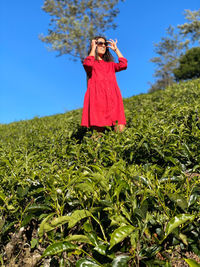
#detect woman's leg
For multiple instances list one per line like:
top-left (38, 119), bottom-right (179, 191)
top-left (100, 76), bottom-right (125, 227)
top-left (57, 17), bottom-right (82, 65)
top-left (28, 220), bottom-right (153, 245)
top-left (92, 126), bottom-right (105, 132)
top-left (114, 124), bottom-right (125, 132)
top-left (91, 126), bottom-right (105, 141)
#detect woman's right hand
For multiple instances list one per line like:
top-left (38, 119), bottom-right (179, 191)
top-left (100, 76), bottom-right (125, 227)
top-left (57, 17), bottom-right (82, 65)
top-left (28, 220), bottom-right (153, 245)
top-left (91, 39), bottom-right (97, 50)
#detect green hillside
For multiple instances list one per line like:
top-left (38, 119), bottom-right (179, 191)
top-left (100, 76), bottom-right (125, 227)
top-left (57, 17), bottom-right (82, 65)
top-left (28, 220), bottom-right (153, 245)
top-left (0, 79), bottom-right (200, 266)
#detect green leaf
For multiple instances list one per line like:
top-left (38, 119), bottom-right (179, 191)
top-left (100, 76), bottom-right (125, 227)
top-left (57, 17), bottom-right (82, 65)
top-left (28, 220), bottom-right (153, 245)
top-left (168, 193), bottom-right (188, 210)
top-left (31, 238), bottom-right (38, 249)
top-left (164, 214), bottom-right (195, 239)
top-left (110, 214), bottom-right (129, 227)
top-left (0, 255), bottom-right (4, 266)
top-left (76, 258), bottom-right (101, 267)
top-left (83, 221), bottom-right (93, 233)
top-left (75, 183), bottom-right (94, 194)
top-left (17, 186), bottom-right (29, 197)
top-left (42, 241), bottom-right (78, 257)
top-left (0, 192), bottom-right (6, 202)
top-left (21, 214), bottom-right (35, 227)
top-left (87, 232), bottom-right (98, 246)
top-left (130, 230), bottom-right (139, 249)
top-left (6, 204), bottom-right (15, 210)
top-left (159, 176), bottom-right (183, 183)
top-left (188, 188), bottom-right (200, 207)
top-left (94, 244), bottom-right (108, 256)
top-left (1, 221), bottom-right (15, 235)
top-left (26, 204), bottom-right (52, 213)
top-left (109, 225), bottom-right (135, 249)
top-left (94, 243), bottom-right (115, 259)
top-left (179, 233), bottom-right (188, 245)
top-left (114, 180), bottom-right (128, 200)
top-left (184, 258), bottom-right (200, 267)
top-left (68, 210), bottom-right (92, 228)
top-left (38, 213), bottom-right (55, 237)
top-left (112, 255), bottom-right (130, 266)
top-left (121, 205), bottom-right (131, 222)
top-left (50, 215), bottom-right (70, 227)
top-left (164, 156), bottom-right (180, 166)
top-left (0, 218), bottom-right (5, 232)
top-left (139, 244), bottom-right (161, 257)
top-left (64, 235), bottom-right (92, 244)
top-left (132, 176), bottom-right (150, 186)
top-left (140, 199), bottom-right (149, 219)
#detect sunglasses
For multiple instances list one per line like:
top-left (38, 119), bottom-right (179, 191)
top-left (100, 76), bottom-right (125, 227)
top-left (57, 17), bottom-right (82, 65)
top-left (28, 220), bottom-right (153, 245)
top-left (96, 41), bottom-right (108, 46)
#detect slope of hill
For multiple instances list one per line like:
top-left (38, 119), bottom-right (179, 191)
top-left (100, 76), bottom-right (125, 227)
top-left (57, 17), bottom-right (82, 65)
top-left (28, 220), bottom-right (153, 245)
top-left (0, 79), bottom-right (200, 266)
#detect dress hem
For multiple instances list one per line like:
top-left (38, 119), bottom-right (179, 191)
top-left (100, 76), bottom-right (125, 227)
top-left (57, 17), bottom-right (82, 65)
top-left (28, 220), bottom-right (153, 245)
top-left (81, 122), bottom-right (126, 128)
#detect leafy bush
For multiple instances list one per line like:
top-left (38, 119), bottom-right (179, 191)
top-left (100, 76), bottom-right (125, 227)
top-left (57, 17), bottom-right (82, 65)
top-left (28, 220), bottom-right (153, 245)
top-left (173, 47), bottom-right (200, 81)
top-left (0, 79), bottom-right (200, 266)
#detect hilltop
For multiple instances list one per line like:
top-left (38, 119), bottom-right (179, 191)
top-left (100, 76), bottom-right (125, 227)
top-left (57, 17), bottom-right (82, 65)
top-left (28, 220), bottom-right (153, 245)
top-left (0, 79), bottom-right (200, 266)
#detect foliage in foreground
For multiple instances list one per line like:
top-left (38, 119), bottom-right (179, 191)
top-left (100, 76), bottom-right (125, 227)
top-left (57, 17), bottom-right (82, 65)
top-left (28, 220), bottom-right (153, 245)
top-left (0, 79), bottom-right (200, 266)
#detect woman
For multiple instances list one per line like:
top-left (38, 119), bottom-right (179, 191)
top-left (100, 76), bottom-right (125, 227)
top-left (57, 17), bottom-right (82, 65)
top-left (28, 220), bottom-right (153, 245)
top-left (81, 36), bottom-right (127, 132)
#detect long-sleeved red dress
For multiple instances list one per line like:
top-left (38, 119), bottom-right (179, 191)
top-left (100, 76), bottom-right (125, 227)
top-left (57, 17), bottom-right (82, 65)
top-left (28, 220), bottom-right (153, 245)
top-left (81, 56), bottom-right (127, 127)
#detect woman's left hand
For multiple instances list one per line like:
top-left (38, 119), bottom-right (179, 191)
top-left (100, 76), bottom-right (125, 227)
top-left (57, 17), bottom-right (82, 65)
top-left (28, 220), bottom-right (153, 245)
top-left (107, 39), bottom-right (118, 51)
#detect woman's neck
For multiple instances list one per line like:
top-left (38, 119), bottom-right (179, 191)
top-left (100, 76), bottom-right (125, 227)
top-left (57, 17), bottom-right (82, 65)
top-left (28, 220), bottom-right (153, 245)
top-left (98, 54), bottom-right (103, 60)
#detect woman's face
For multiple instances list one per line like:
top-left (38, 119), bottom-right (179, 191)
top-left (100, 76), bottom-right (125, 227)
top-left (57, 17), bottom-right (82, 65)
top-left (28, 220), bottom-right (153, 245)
top-left (96, 38), bottom-right (107, 56)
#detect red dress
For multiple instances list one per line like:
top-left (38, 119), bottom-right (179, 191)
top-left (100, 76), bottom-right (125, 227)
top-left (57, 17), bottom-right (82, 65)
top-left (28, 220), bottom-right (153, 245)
top-left (81, 56), bottom-right (127, 127)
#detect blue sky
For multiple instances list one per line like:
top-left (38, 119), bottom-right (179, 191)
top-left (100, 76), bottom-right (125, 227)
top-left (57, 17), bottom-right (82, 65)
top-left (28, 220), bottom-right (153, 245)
top-left (0, 0), bottom-right (199, 124)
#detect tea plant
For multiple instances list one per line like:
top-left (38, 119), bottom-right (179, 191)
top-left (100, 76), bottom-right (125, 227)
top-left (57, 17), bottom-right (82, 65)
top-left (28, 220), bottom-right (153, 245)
top-left (0, 79), bottom-right (200, 266)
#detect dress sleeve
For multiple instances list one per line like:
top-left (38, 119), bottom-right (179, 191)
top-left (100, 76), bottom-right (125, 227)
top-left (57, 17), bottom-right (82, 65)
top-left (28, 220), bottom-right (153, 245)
top-left (113, 57), bottom-right (128, 72)
top-left (83, 56), bottom-right (95, 74)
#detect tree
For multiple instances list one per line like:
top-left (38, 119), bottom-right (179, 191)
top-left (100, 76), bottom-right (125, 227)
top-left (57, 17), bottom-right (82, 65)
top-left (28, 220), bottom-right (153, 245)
top-left (178, 9), bottom-right (200, 44)
top-left (173, 47), bottom-right (200, 81)
top-left (40, 0), bottom-right (124, 61)
top-left (149, 26), bottom-right (189, 92)
top-left (149, 9), bottom-right (200, 92)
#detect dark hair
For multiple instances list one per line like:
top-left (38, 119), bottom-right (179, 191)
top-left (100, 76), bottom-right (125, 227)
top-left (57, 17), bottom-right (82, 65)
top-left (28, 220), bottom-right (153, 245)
top-left (89, 35), bottom-right (115, 62)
